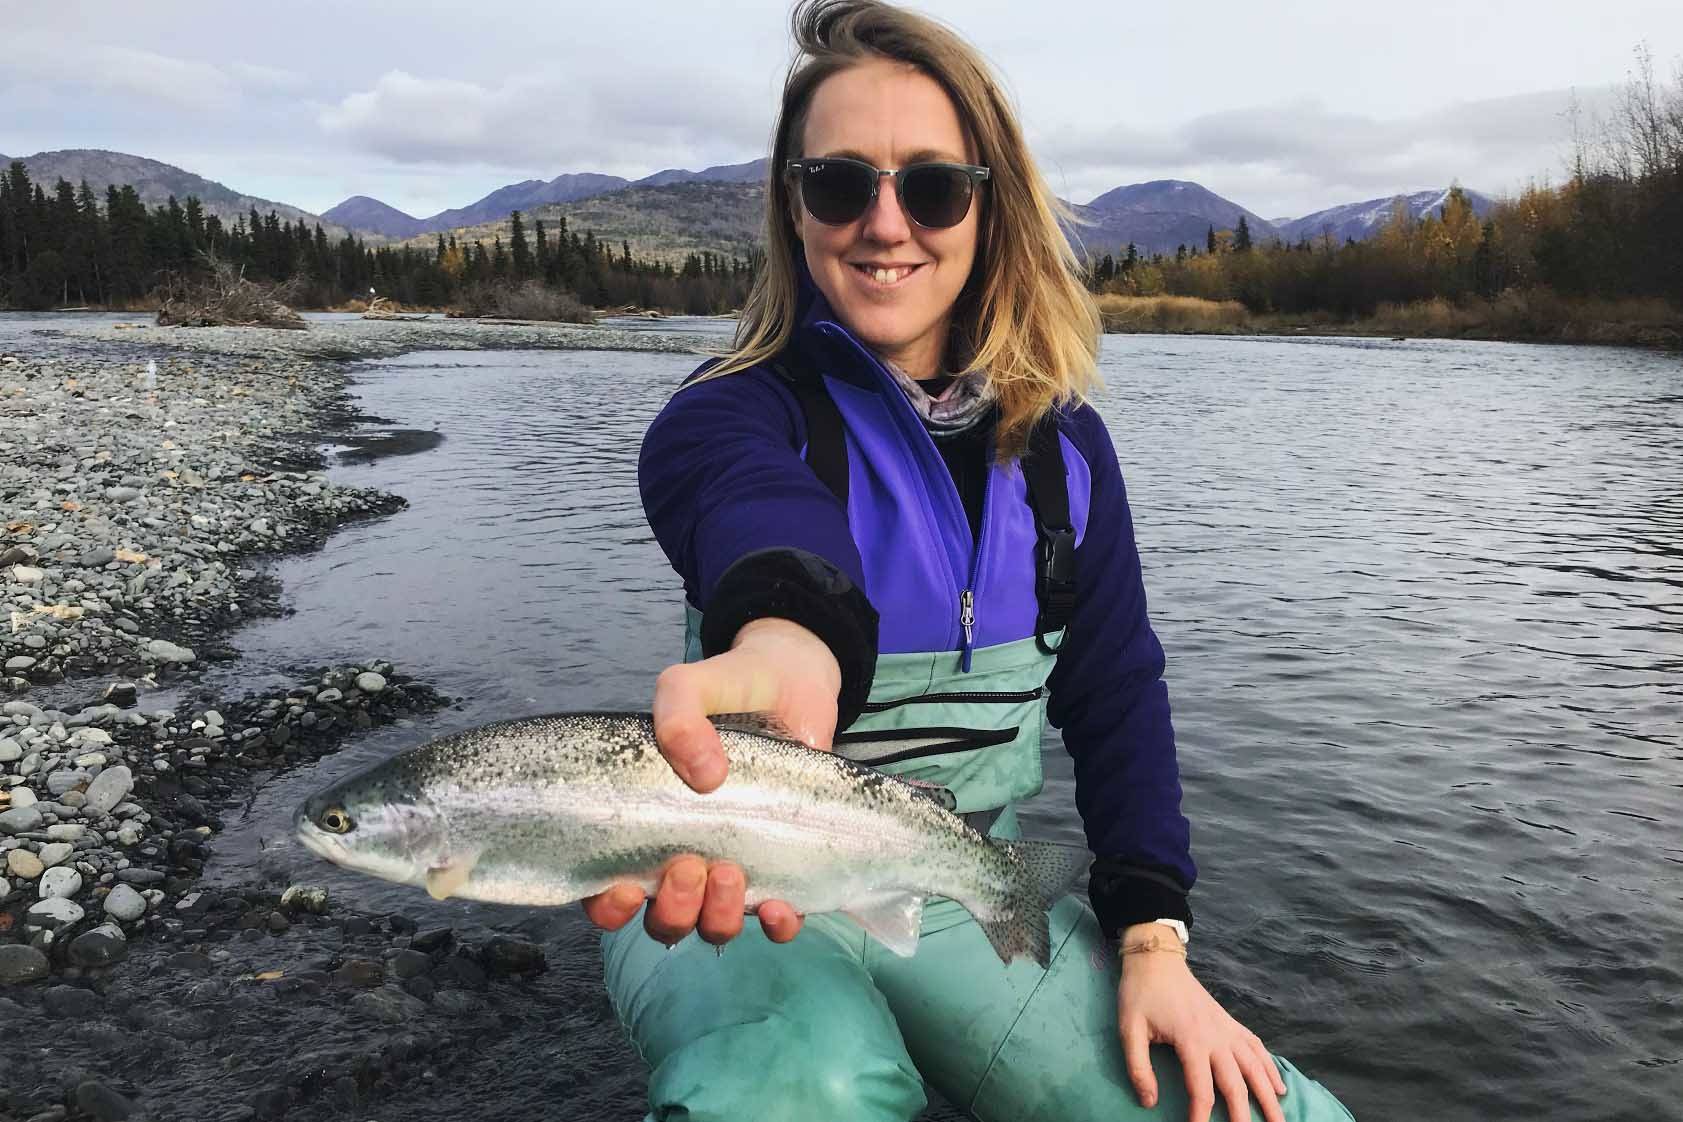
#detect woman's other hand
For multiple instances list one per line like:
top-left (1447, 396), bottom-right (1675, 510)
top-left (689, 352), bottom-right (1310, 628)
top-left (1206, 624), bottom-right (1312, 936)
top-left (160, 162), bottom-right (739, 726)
top-left (580, 617), bottom-right (842, 946)
top-left (1119, 925), bottom-right (1289, 1122)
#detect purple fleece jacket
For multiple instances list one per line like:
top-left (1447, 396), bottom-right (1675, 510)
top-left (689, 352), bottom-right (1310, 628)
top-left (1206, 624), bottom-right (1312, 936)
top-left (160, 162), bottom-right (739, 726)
top-left (637, 277), bottom-right (1197, 934)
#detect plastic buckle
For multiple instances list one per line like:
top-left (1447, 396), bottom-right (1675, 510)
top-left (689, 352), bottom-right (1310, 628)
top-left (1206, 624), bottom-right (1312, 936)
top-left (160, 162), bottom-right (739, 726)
top-left (1035, 525), bottom-right (1076, 654)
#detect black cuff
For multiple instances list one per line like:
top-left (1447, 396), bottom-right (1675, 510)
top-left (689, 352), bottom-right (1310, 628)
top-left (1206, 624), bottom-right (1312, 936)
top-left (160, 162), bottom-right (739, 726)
top-left (699, 548), bottom-right (879, 731)
top-left (1088, 857), bottom-right (1194, 940)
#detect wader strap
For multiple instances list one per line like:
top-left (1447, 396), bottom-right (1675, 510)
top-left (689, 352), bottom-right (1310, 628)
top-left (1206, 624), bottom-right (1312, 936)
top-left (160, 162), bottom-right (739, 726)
top-left (1021, 421), bottom-right (1075, 655)
top-left (769, 359), bottom-right (849, 507)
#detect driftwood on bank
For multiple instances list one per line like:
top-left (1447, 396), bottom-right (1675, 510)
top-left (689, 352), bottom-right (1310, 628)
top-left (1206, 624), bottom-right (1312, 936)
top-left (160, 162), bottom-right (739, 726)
top-left (155, 255), bottom-right (307, 330)
top-left (362, 296), bottom-right (430, 322)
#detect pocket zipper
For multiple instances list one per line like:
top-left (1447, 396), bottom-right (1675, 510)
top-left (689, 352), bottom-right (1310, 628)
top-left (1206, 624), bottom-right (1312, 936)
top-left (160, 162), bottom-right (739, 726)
top-left (861, 686), bottom-right (1045, 714)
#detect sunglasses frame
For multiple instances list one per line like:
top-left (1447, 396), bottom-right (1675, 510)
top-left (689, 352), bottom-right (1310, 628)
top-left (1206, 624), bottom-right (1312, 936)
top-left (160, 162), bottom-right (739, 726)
top-left (785, 156), bottom-right (991, 229)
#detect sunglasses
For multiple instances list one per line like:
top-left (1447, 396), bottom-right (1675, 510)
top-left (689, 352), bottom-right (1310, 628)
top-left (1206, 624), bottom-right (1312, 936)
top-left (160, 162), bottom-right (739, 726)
top-left (786, 156), bottom-right (990, 230)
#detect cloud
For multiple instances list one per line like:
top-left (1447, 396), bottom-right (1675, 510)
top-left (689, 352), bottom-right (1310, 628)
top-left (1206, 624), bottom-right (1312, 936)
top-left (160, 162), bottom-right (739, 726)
top-left (1034, 84), bottom-right (1625, 216)
top-left (227, 61), bottom-right (309, 91)
top-left (317, 67), bottom-right (773, 174)
top-left (1, 33), bottom-right (241, 111)
top-left (0, 32), bottom-right (316, 115)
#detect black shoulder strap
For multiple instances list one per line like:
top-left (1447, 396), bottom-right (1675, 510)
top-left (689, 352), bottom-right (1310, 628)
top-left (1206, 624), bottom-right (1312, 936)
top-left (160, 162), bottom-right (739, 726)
top-left (1021, 418), bottom-right (1076, 655)
top-left (769, 357), bottom-right (849, 508)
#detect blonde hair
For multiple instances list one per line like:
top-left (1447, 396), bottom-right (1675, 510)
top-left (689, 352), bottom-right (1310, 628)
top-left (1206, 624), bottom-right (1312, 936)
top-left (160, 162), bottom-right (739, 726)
top-left (695, 0), bottom-right (1101, 458)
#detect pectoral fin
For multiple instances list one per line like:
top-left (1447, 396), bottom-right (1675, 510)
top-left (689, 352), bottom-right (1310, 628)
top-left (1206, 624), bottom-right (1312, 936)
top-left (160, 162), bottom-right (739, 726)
top-left (425, 853), bottom-right (480, 900)
top-left (843, 892), bottom-right (927, 958)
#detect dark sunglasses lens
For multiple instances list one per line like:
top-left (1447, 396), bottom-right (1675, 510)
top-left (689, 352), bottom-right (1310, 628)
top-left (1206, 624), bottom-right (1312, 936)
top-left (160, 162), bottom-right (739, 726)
top-left (902, 166), bottom-right (974, 228)
top-left (801, 161), bottom-right (874, 224)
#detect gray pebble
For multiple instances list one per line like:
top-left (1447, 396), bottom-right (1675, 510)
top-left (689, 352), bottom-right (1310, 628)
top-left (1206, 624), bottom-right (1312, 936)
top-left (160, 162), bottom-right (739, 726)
top-left (144, 639), bottom-right (195, 664)
top-left (67, 923), bottom-right (128, 967)
top-left (0, 943), bottom-right (51, 985)
top-left (0, 805), bottom-right (43, 834)
top-left (104, 882), bottom-right (147, 920)
top-left (26, 896), bottom-right (85, 929)
top-left (38, 866), bottom-right (83, 898)
top-left (43, 983), bottom-right (101, 1017)
top-left (349, 985), bottom-right (428, 1025)
top-left (82, 764), bottom-right (133, 816)
top-left (37, 842), bottom-right (72, 867)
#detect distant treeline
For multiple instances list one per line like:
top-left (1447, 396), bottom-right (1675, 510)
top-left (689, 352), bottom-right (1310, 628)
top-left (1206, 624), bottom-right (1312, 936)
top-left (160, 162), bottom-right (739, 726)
top-left (0, 166), bottom-right (758, 315)
top-left (1082, 47), bottom-right (1683, 321)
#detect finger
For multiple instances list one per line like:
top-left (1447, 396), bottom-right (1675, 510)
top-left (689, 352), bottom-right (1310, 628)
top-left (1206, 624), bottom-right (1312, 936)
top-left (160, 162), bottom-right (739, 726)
top-left (1120, 1015), bottom-right (1158, 1109)
top-left (1175, 1041), bottom-right (1216, 1122)
top-left (581, 883), bottom-right (646, 931)
top-left (652, 666), bottom-right (728, 792)
top-left (1250, 1037), bottom-right (1288, 1099)
top-left (698, 862), bottom-right (747, 945)
top-left (1212, 1052), bottom-right (1251, 1122)
top-left (756, 899), bottom-right (804, 943)
top-left (1240, 1050), bottom-right (1286, 1122)
top-left (644, 856), bottom-right (707, 944)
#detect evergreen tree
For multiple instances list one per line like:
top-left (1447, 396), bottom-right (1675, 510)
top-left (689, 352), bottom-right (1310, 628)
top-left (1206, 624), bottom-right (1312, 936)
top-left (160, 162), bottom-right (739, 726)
top-left (1206, 225), bottom-right (1217, 254)
top-left (509, 211), bottom-right (533, 279)
top-left (1235, 215), bottom-right (1252, 252)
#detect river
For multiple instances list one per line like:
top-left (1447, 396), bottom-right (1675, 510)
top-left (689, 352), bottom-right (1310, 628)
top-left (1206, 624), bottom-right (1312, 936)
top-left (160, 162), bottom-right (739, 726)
top-left (37, 317), bottom-right (1681, 1120)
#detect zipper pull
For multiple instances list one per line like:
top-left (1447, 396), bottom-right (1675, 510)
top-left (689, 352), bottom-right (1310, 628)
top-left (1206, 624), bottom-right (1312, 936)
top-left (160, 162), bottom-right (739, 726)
top-left (959, 588), bottom-right (975, 673)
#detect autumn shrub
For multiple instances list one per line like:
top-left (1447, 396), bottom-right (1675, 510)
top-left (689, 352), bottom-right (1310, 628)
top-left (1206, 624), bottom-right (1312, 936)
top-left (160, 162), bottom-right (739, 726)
top-left (1095, 293), bottom-right (1251, 333)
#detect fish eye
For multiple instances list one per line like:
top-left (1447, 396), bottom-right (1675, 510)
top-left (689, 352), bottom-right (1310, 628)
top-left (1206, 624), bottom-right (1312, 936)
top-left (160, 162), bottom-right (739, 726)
top-left (318, 807), bottom-right (355, 834)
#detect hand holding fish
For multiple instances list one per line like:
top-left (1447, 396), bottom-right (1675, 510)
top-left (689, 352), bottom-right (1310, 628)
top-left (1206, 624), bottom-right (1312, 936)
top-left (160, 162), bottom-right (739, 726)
top-left (580, 617), bottom-right (842, 947)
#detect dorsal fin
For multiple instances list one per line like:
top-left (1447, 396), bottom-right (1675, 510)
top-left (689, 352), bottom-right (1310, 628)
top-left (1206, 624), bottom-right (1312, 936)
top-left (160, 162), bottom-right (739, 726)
top-left (709, 711), bottom-right (804, 744)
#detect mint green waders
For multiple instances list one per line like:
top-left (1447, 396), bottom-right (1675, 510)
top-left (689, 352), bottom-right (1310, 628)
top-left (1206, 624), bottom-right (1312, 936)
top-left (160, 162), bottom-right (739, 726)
top-left (601, 618), bottom-right (1356, 1121)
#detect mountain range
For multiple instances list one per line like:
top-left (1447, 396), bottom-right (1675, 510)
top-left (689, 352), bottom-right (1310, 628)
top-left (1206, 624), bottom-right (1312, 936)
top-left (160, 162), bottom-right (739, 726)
top-left (1, 148), bottom-right (1493, 262)
top-left (345, 162), bottom-right (1491, 259)
top-left (322, 159), bottom-right (766, 238)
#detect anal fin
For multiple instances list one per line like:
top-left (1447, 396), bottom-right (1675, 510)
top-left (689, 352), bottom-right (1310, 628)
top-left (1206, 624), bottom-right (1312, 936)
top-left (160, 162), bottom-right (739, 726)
top-left (843, 892), bottom-right (927, 958)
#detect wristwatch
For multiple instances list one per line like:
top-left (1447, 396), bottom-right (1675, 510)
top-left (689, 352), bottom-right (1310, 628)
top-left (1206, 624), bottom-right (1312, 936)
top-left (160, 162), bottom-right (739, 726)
top-left (1150, 918), bottom-right (1190, 946)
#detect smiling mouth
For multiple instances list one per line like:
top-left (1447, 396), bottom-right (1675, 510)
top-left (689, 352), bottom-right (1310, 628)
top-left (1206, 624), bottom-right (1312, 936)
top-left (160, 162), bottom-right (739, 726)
top-left (852, 263), bottom-right (924, 287)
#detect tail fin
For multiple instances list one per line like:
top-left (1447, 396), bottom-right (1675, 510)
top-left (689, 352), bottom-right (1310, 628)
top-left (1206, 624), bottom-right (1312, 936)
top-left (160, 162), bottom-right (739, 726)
top-left (977, 840), bottom-right (1092, 968)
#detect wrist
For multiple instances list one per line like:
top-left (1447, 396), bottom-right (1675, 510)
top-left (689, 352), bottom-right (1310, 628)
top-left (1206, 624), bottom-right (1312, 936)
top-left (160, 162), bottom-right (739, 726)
top-left (1122, 919), bottom-right (1188, 944)
top-left (1120, 921), bottom-right (1190, 964)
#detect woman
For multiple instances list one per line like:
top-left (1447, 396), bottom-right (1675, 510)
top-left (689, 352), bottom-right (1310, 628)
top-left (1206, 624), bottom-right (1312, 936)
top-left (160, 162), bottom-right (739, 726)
top-left (585, 3), bottom-right (1356, 1119)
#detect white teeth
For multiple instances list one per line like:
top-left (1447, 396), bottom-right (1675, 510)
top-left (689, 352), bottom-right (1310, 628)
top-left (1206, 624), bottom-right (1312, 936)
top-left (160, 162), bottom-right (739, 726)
top-left (866, 266), bottom-right (911, 284)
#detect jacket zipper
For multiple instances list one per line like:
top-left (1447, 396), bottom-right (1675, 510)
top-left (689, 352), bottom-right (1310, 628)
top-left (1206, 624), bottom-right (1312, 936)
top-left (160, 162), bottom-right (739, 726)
top-left (861, 686), bottom-right (1045, 715)
top-left (959, 460), bottom-right (996, 673)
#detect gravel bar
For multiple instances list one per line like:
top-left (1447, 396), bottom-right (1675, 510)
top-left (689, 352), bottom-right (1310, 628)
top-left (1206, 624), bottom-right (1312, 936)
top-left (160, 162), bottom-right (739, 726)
top-left (55, 317), bottom-right (723, 361)
top-left (0, 321), bottom-right (647, 1122)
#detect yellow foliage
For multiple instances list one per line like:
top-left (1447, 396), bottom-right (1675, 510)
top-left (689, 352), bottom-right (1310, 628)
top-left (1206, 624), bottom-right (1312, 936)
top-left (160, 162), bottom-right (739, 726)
top-left (440, 245), bottom-right (467, 279)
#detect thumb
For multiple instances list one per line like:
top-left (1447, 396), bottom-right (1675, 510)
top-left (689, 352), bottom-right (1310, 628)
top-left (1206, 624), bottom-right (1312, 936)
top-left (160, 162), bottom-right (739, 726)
top-left (1122, 1015), bottom-right (1158, 1109)
top-left (651, 664), bottom-right (730, 792)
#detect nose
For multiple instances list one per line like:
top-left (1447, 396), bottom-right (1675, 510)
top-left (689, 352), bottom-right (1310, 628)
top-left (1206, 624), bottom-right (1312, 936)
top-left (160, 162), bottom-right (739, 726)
top-left (861, 174), bottom-right (913, 243)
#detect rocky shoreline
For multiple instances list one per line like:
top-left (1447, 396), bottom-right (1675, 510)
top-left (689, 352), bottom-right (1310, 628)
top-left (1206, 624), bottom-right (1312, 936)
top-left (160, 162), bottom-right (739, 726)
top-left (0, 323), bottom-right (679, 1122)
top-left (55, 317), bottom-right (723, 362)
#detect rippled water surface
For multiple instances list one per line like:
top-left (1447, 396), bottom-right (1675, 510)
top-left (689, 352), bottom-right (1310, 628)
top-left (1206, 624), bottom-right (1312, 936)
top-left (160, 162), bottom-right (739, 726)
top-left (169, 331), bottom-right (1680, 1120)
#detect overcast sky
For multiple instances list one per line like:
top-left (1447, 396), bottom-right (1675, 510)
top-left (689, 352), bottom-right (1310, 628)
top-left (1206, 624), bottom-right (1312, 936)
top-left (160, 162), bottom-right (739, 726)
top-left (5, 1), bottom-right (1681, 220)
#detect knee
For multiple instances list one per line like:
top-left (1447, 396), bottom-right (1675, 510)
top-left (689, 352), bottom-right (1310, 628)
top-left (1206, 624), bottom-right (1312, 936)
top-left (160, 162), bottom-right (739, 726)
top-left (648, 1013), bottom-right (926, 1122)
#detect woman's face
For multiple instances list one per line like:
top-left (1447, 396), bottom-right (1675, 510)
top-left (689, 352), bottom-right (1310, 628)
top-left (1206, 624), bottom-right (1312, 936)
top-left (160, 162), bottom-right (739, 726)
top-left (793, 59), bottom-right (981, 380)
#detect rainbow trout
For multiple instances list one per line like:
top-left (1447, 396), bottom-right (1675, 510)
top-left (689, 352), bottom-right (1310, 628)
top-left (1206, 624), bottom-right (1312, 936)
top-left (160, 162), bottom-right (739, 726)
top-left (294, 712), bottom-right (1089, 966)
